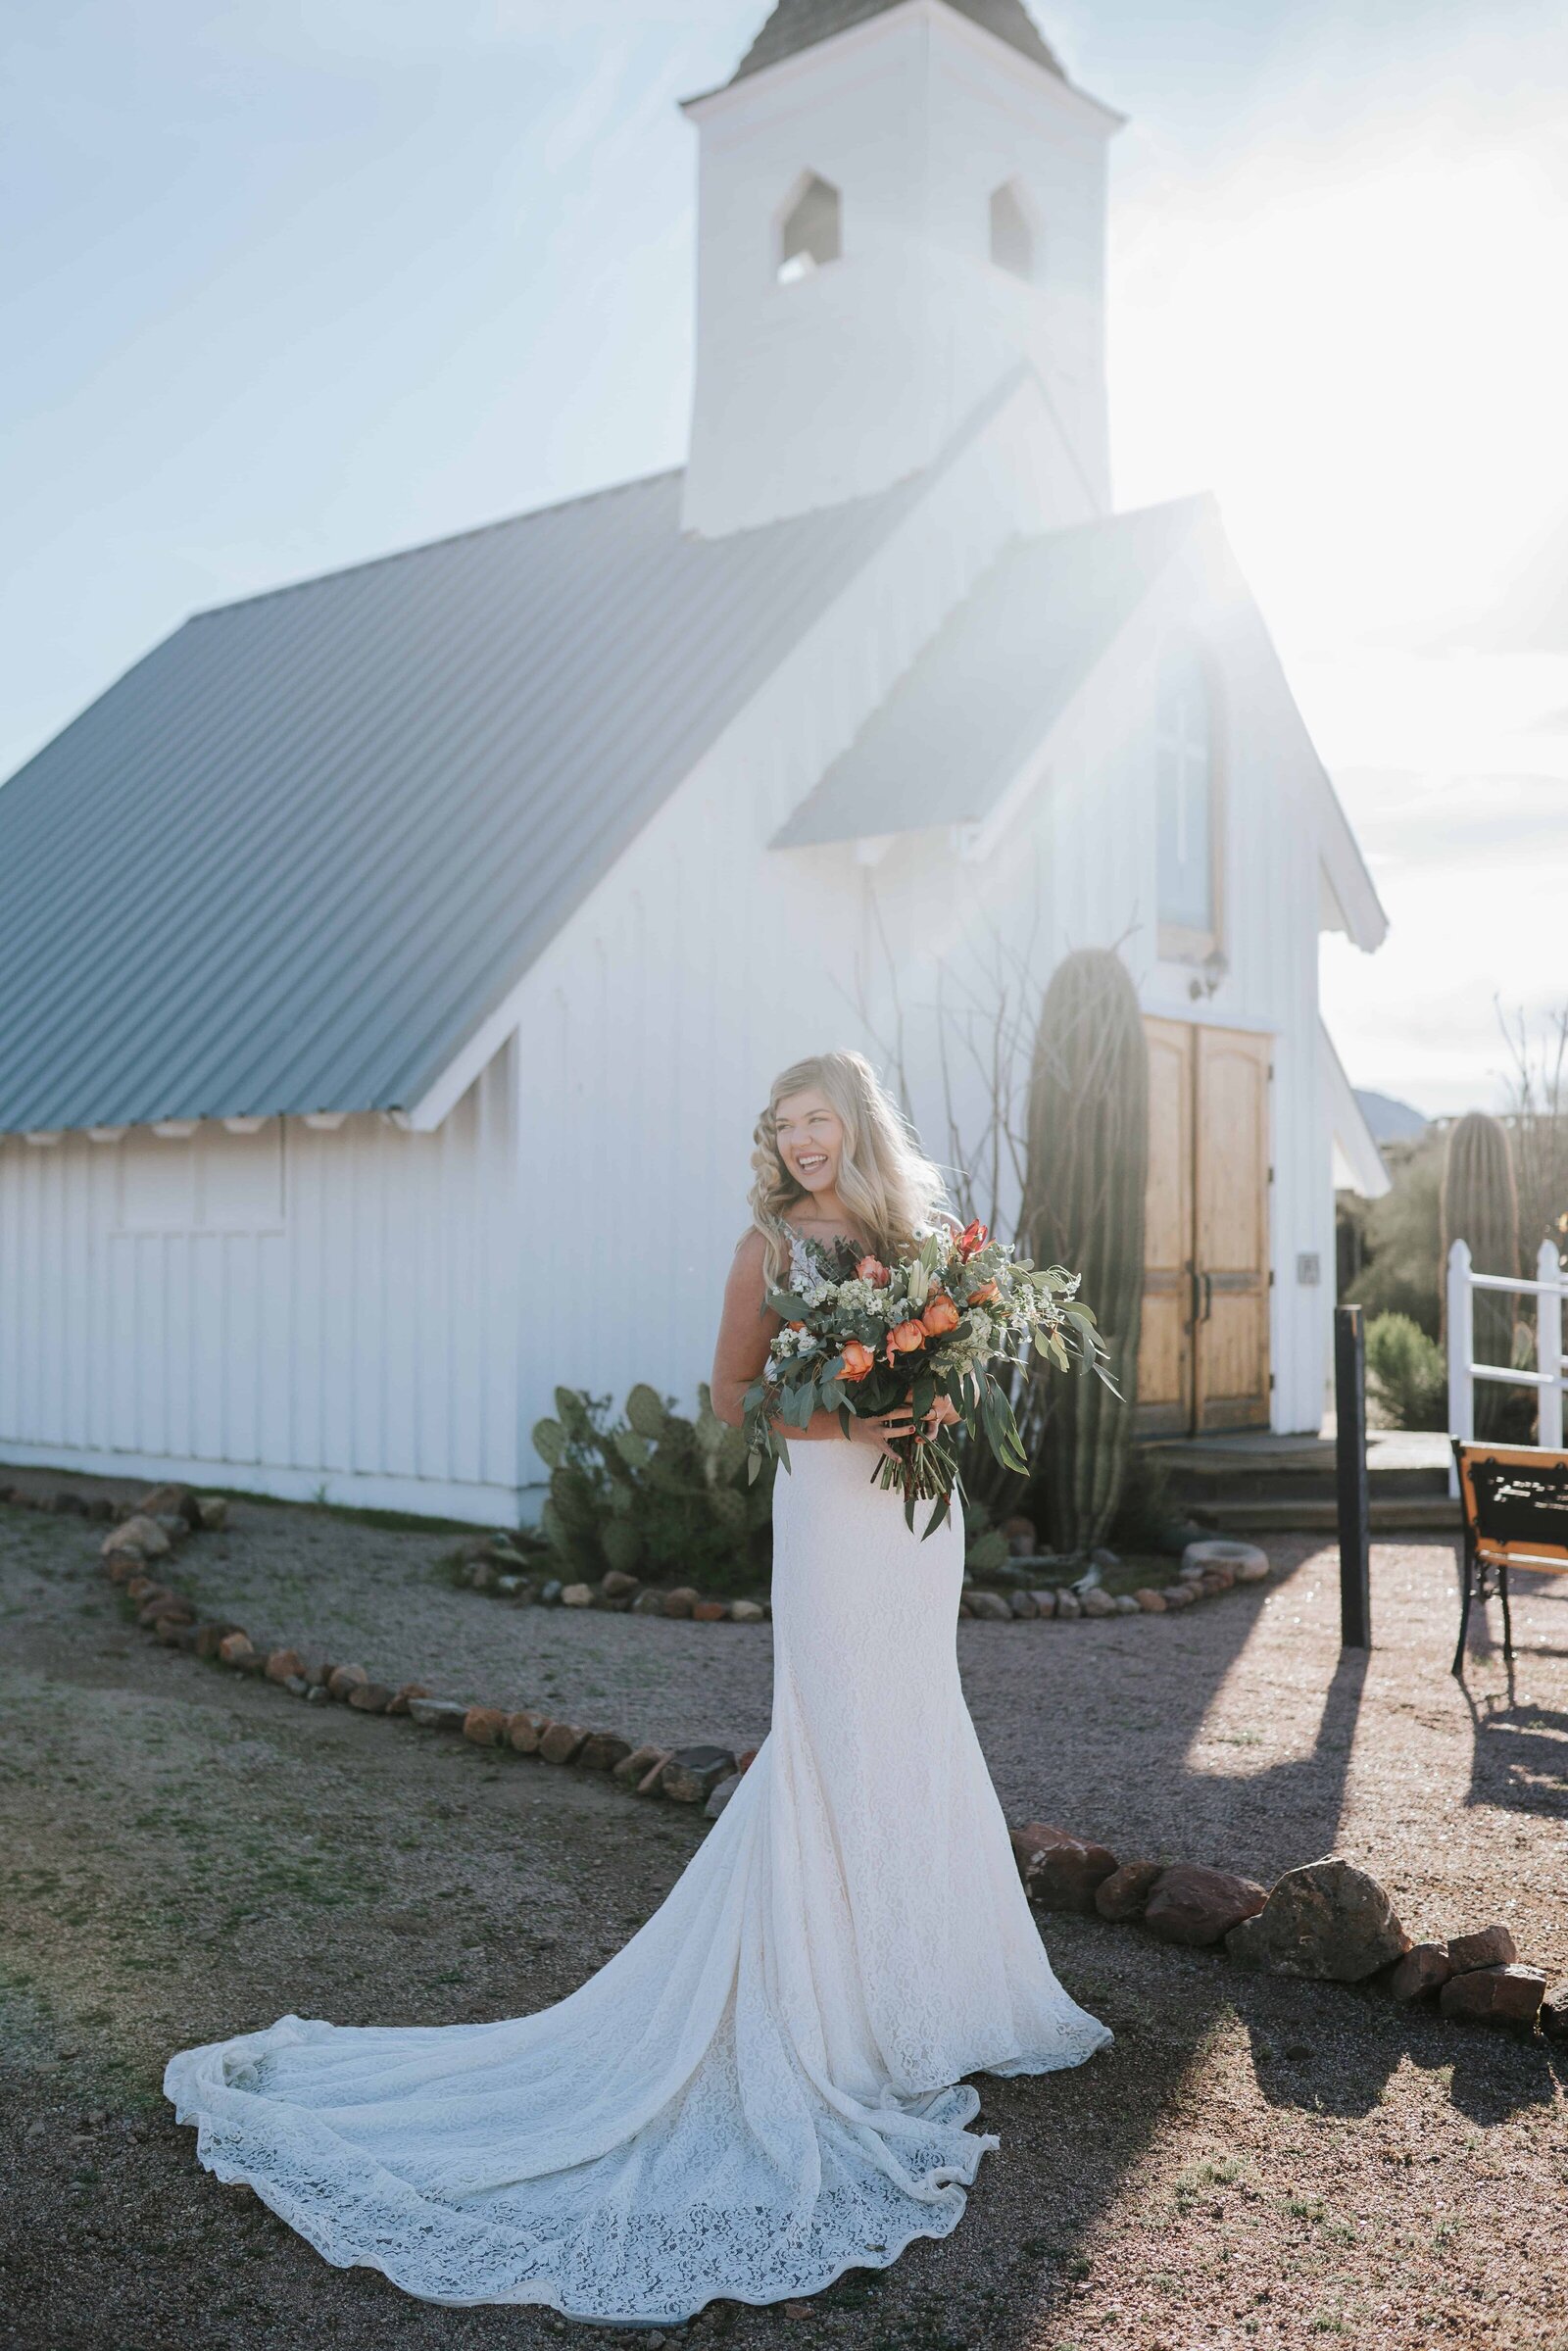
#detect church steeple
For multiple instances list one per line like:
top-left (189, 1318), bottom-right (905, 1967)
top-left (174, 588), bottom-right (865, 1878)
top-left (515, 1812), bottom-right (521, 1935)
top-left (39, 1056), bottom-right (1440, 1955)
top-left (679, 0), bottom-right (1121, 539)
top-left (730, 0), bottom-right (1065, 85)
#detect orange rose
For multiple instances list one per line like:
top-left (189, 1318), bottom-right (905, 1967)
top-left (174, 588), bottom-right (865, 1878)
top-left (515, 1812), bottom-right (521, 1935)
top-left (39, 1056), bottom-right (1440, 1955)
top-left (856, 1253), bottom-right (891, 1287)
top-left (885, 1318), bottom-right (927, 1366)
top-left (839, 1340), bottom-right (875, 1383)
top-left (966, 1280), bottom-right (999, 1305)
top-left (955, 1219), bottom-right (988, 1261)
top-left (920, 1291), bottom-right (960, 1337)
top-left (787, 1319), bottom-right (807, 1333)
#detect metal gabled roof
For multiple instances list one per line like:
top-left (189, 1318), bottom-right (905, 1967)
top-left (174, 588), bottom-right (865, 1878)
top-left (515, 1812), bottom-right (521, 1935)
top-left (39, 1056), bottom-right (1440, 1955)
top-left (730, 0), bottom-right (1063, 83)
top-left (773, 495), bottom-right (1213, 848)
top-left (0, 466), bottom-right (923, 1137)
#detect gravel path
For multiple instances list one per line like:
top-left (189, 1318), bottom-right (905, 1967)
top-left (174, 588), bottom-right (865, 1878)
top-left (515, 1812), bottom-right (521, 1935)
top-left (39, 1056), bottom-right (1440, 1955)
top-left (3, 1482), bottom-right (1566, 2350)
top-left (41, 1476), bottom-right (1568, 1970)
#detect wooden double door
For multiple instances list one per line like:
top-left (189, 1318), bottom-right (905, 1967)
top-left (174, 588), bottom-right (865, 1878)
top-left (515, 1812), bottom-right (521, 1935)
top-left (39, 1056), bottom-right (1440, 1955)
top-left (1137, 1019), bottom-right (1272, 1436)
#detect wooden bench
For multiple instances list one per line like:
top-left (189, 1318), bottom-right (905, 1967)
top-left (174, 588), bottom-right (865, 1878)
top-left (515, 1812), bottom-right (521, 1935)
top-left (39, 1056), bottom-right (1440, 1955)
top-left (1451, 1440), bottom-right (1568, 1676)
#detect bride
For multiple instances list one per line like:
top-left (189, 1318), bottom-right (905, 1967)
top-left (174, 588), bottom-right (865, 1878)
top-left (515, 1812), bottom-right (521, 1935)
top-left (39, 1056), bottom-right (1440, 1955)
top-left (165, 1050), bottom-right (1111, 2323)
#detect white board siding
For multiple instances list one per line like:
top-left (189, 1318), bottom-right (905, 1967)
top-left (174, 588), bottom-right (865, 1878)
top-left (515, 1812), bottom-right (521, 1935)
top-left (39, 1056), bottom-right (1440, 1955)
top-left (0, 1045), bottom-right (518, 1520)
top-left (831, 533), bottom-right (1338, 1437)
top-left (504, 392), bottom-right (1050, 1484)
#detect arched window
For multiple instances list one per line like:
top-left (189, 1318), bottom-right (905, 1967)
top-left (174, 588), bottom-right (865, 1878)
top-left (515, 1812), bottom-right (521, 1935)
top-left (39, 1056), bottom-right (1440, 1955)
top-left (1155, 646), bottom-right (1220, 955)
top-left (989, 181), bottom-right (1034, 282)
top-left (778, 173), bottom-right (842, 285)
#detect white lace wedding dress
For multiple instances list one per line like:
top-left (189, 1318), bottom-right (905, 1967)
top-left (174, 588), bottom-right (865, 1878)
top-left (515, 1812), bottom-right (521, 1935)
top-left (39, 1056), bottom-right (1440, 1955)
top-left (164, 1280), bottom-right (1110, 2320)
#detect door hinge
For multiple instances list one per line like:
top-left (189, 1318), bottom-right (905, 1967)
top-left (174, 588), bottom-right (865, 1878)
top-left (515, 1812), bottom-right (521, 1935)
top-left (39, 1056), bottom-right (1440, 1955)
top-left (1269, 1372), bottom-right (1276, 1391)
top-left (1268, 1268), bottom-right (1276, 1288)
top-left (1267, 1164), bottom-right (1275, 1184)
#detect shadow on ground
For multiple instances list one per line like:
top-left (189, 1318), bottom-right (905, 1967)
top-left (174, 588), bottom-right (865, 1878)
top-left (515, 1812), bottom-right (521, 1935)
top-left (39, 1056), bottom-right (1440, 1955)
top-left (3, 1499), bottom-right (1565, 2351)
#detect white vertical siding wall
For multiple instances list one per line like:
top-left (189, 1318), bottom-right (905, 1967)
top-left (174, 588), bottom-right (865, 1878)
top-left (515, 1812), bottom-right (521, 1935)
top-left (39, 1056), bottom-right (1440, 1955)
top-left (0, 1044), bottom-right (518, 1519)
top-left (842, 527), bottom-right (1338, 1435)
top-left (505, 395), bottom-right (1049, 1491)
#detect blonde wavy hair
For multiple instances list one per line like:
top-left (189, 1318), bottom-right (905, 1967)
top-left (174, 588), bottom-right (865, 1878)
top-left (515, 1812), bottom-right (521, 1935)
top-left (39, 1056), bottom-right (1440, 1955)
top-left (747, 1051), bottom-right (949, 1289)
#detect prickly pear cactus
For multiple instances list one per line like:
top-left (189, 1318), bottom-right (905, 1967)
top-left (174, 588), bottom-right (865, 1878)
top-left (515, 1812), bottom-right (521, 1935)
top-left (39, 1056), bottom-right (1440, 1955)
top-left (530, 1383), bottom-right (774, 1594)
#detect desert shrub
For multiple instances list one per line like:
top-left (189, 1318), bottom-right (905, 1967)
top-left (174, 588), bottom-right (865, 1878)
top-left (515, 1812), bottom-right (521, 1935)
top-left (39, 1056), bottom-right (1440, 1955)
top-left (1365, 1313), bottom-right (1447, 1431)
top-left (1348, 1133), bottom-right (1445, 1338)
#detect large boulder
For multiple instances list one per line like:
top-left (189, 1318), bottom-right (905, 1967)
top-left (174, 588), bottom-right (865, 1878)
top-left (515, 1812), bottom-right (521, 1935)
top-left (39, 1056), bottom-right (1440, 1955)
top-left (101, 1514), bottom-right (170, 1562)
top-left (407, 1696), bottom-right (470, 1732)
top-left (1182, 1538), bottom-right (1270, 1585)
top-left (578, 1733), bottom-right (633, 1773)
top-left (1224, 1856), bottom-right (1409, 1982)
top-left (137, 1483), bottom-right (203, 1530)
top-left (1144, 1863), bottom-right (1266, 1948)
top-left (1440, 1965), bottom-right (1545, 2028)
top-left (462, 1705), bottom-right (509, 1746)
top-left (1095, 1859), bottom-right (1163, 1923)
top-left (1447, 1924), bottom-right (1516, 1973)
top-left (661, 1746), bottom-right (738, 1804)
top-left (966, 1592), bottom-right (1012, 1622)
top-left (1389, 1942), bottom-right (1453, 2003)
top-left (1009, 1824), bottom-right (1118, 1914)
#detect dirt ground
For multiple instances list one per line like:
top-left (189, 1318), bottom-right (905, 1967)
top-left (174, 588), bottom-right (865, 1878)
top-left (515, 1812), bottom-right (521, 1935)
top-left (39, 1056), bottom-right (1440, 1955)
top-left (2, 1484), bottom-right (1566, 2351)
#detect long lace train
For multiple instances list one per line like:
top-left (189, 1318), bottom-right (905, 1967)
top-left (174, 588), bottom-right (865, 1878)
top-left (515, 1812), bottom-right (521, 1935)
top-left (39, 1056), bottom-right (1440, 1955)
top-left (164, 1437), bottom-right (1110, 2321)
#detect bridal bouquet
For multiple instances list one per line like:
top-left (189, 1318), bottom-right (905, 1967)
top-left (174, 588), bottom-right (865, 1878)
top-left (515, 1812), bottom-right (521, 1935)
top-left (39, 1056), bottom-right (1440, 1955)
top-left (743, 1220), bottom-right (1110, 1535)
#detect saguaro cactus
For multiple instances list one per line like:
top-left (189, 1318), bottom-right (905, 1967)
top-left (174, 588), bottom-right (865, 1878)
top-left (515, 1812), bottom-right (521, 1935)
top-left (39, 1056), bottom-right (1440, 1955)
top-left (1442, 1111), bottom-right (1520, 1438)
top-left (1024, 948), bottom-right (1149, 1551)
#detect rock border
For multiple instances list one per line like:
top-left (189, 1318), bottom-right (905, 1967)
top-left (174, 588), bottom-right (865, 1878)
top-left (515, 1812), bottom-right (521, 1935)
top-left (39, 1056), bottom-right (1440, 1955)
top-left (451, 1531), bottom-right (1274, 1626)
top-left (48, 1488), bottom-right (1562, 2050)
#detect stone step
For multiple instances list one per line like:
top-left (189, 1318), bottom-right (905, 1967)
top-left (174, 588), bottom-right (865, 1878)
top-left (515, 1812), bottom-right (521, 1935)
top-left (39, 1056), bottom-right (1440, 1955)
top-left (1194, 1494), bottom-right (1461, 1535)
top-left (1169, 1466), bottom-right (1450, 1502)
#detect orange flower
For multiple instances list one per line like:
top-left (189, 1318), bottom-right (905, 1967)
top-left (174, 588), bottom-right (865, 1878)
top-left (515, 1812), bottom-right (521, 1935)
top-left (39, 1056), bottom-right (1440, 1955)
top-left (920, 1291), bottom-right (960, 1337)
top-left (839, 1340), bottom-right (875, 1383)
top-left (787, 1319), bottom-right (807, 1333)
top-left (885, 1318), bottom-right (926, 1366)
top-left (955, 1219), bottom-right (988, 1261)
top-left (966, 1279), bottom-right (999, 1305)
top-left (856, 1253), bottom-right (891, 1287)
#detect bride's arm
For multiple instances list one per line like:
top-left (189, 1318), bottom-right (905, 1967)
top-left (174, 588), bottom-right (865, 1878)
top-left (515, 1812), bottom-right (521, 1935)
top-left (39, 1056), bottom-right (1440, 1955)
top-left (710, 1233), bottom-right (906, 1448)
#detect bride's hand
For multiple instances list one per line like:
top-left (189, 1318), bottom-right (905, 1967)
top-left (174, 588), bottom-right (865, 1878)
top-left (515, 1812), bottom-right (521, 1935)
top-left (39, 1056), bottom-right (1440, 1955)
top-left (848, 1406), bottom-right (918, 1459)
top-left (849, 1396), bottom-right (957, 1456)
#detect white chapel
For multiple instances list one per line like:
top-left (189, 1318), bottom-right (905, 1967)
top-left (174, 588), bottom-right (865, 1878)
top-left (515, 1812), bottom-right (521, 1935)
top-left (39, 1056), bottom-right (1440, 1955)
top-left (0, 0), bottom-right (1389, 1522)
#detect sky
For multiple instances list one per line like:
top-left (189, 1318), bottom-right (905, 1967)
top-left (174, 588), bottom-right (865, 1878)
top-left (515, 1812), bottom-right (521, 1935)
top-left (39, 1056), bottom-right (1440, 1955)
top-left (5, 0), bottom-right (1567, 1117)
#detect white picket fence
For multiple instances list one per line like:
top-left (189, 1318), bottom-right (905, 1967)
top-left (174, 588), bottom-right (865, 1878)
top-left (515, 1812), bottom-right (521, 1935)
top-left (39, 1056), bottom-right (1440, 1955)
top-left (1446, 1237), bottom-right (1568, 1494)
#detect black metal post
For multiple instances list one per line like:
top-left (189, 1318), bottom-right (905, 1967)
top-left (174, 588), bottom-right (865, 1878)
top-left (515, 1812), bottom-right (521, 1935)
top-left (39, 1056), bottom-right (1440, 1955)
top-left (1336, 1303), bottom-right (1372, 1648)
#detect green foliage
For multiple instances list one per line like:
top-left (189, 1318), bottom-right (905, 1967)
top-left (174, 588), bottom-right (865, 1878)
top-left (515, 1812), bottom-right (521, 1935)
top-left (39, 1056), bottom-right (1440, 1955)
top-left (1345, 1132), bottom-right (1445, 1338)
top-left (530, 1385), bottom-right (773, 1594)
top-left (1442, 1110), bottom-right (1521, 1438)
top-left (963, 1525), bottom-right (1010, 1577)
top-left (1365, 1312), bottom-right (1447, 1432)
top-left (1024, 948), bottom-right (1149, 1553)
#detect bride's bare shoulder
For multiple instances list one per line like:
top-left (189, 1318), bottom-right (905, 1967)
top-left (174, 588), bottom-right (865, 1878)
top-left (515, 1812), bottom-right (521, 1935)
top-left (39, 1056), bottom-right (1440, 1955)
top-left (722, 1229), bottom-right (781, 1323)
top-left (726, 1227), bottom-right (770, 1287)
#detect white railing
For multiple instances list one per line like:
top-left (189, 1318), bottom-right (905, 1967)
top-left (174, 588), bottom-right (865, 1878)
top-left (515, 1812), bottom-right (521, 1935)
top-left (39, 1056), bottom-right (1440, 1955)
top-left (1446, 1237), bottom-right (1567, 1494)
